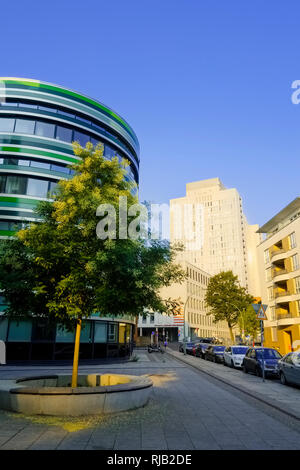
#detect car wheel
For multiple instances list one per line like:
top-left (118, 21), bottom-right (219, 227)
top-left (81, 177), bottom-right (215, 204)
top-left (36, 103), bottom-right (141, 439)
top-left (243, 365), bottom-right (248, 373)
top-left (213, 357), bottom-right (216, 363)
top-left (280, 372), bottom-right (288, 386)
top-left (230, 360), bottom-right (234, 368)
top-left (224, 360), bottom-right (227, 366)
top-left (255, 366), bottom-right (262, 377)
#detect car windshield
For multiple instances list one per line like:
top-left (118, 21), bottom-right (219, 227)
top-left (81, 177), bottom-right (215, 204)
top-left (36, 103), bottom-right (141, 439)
top-left (232, 347), bottom-right (248, 355)
top-left (256, 349), bottom-right (281, 359)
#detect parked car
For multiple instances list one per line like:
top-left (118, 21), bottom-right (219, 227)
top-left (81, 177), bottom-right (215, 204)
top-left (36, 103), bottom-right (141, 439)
top-left (179, 341), bottom-right (196, 354)
top-left (278, 352), bottom-right (300, 386)
top-left (242, 347), bottom-right (282, 377)
top-left (204, 345), bottom-right (226, 363)
top-left (223, 345), bottom-right (249, 368)
top-left (195, 342), bottom-right (211, 359)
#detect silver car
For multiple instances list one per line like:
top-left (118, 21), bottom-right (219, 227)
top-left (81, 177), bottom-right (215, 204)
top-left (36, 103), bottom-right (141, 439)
top-left (278, 352), bottom-right (300, 386)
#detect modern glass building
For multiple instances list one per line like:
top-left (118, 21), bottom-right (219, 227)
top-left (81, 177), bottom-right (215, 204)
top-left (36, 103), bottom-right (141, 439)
top-left (0, 77), bottom-right (139, 361)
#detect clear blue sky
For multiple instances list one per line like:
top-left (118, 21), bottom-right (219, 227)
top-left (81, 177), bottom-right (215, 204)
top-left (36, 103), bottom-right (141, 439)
top-left (1, 0), bottom-right (300, 226)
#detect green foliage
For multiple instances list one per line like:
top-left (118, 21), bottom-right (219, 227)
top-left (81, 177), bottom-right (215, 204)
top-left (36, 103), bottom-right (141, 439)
top-left (0, 142), bottom-right (185, 326)
top-left (238, 305), bottom-right (260, 338)
top-left (205, 270), bottom-right (253, 340)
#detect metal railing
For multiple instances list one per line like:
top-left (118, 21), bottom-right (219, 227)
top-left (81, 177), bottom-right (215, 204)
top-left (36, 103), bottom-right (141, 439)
top-left (274, 290), bottom-right (291, 298)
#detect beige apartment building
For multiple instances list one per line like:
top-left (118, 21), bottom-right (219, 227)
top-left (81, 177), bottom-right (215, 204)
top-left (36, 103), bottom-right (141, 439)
top-left (137, 260), bottom-right (232, 344)
top-left (170, 177), bottom-right (261, 296)
top-left (257, 198), bottom-right (300, 355)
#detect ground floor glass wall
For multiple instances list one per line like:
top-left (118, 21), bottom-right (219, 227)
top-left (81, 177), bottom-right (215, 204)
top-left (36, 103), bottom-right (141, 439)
top-left (0, 317), bottom-right (134, 361)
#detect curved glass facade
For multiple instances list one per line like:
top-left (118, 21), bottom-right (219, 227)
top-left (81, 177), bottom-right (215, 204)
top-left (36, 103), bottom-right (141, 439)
top-left (0, 77), bottom-right (140, 237)
top-left (0, 79), bottom-right (139, 360)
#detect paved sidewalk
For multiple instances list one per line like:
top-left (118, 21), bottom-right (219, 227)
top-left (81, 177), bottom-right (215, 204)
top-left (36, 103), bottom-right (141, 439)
top-left (166, 348), bottom-right (300, 420)
top-left (0, 352), bottom-right (299, 450)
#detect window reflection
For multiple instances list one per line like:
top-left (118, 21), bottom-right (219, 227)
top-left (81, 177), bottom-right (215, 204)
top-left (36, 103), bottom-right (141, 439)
top-left (35, 121), bottom-right (55, 139)
top-left (15, 119), bottom-right (35, 134)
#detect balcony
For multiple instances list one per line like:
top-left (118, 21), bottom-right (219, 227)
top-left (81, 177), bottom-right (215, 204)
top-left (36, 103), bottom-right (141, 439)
top-left (270, 248), bottom-right (286, 260)
top-left (274, 290), bottom-right (291, 299)
top-left (276, 312), bottom-right (299, 321)
top-left (272, 268), bottom-right (288, 279)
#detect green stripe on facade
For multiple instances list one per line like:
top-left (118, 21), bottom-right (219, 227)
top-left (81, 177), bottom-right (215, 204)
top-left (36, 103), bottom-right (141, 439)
top-left (0, 146), bottom-right (78, 164)
top-left (0, 196), bottom-right (46, 206)
top-left (1, 79), bottom-right (137, 145)
top-left (0, 230), bottom-right (17, 236)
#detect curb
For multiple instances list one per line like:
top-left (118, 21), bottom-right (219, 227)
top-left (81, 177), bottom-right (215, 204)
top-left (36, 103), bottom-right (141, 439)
top-left (166, 349), bottom-right (300, 423)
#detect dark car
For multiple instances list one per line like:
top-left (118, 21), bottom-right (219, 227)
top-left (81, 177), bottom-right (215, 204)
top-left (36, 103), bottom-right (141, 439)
top-left (204, 345), bottom-right (226, 363)
top-left (242, 347), bottom-right (282, 377)
top-left (278, 352), bottom-right (300, 386)
top-left (195, 342), bottom-right (211, 358)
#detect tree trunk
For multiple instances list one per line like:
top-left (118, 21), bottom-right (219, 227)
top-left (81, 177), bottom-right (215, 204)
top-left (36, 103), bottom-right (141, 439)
top-left (71, 319), bottom-right (82, 388)
top-left (228, 323), bottom-right (235, 344)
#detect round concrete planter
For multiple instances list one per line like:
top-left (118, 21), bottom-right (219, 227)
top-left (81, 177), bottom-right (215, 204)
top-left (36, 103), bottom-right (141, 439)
top-left (0, 373), bottom-right (153, 416)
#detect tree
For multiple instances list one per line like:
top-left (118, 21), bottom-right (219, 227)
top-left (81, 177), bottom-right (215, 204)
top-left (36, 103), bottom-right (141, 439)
top-left (238, 305), bottom-right (260, 340)
top-left (0, 142), bottom-right (186, 385)
top-left (204, 271), bottom-right (253, 343)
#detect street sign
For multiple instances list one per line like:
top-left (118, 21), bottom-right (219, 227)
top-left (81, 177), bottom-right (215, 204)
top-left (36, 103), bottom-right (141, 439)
top-left (252, 303), bottom-right (268, 320)
top-left (257, 304), bottom-right (268, 320)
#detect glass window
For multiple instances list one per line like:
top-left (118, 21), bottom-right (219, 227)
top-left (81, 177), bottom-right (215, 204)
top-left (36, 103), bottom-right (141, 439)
top-left (90, 137), bottom-right (103, 147)
top-left (1, 101), bottom-right (18, 107)
top-left (48, 181), bottom-right (57, 196)
top-left (0, 118), bottom-right (15, 132)
top-left (55, 325), bottom-right (75, 343)
top-left (51, 163), bottom-right (70, 174)
top-left (35, 121), bottom-right (55, 139)
top-left (8, 320), bottom-right (32, 342)
top-left (76, 115), bottom-right (91, 125)
top-left (38, 105), bottom-right (57, 113)
top-left (264, 249), bottom-right (270, 264)
top-left (30, 160), bottom-right (50, 170)
top-left (105, 145), bottom-right (116, 158)
top-left (289, 232), bottom-right (297, 249)
top-left (150, 314), bottom-right (155, 323)
top-left (32, 319), bottom-right (56, 342)
top-left (0, 221), bottom-right (9, 230)
top-left (73, 130), bottom-right (90, 147)
top-left (27, 178), bottom-right (49, 197)
top-left (57, 109), bottom-right (75, 119)
top-left (108, 323), bottom-right (117, 342)
top-left (15, 119), bottom-right (35, 134)
top-left (80, 322), bottom-right (92, 343)
top-left (56, 125), bottom-right (73, 142)
top-left (17, 159), bottom-right (30, 166)
top-left (19, 102), bottom-right (38, 109)
top-left (292, 254), bottom-right (299, 271)
top-left (0, 318), bottom-right (8, 341)
top-left (0, 176), bottom-right (6, 192)
top-left (94, 322), bottom-right (107, 343)
top-left (5, 176), bottom-right (27, 195)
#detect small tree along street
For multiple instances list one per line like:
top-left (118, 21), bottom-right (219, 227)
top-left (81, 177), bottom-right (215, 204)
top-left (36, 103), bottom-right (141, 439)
top-left (0, 142), bottom-right (186, 386)
top-left (205, 270), bottom-right (253, 343)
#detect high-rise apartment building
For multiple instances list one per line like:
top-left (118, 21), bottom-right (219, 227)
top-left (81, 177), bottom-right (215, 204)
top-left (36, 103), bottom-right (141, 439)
top-left (257, 198), bottom-right (300, 355)
top-left (170, 177), bottom-right (260, 296)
